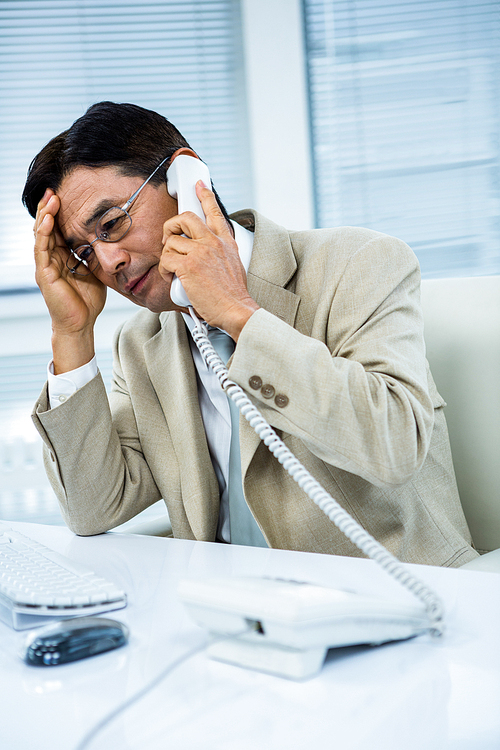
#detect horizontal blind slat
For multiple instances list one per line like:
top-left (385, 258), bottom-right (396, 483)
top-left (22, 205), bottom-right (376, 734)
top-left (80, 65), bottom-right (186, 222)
top-left (304, 0), bottom-right (500, 278)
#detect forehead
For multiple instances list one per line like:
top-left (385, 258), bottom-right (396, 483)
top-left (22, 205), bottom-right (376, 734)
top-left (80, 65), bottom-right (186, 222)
top-left (57, 165), bottom-right (139, 243)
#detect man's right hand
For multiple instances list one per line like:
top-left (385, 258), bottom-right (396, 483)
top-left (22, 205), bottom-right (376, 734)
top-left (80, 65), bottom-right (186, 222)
top-left (34, 188), bottom-right (107, 374)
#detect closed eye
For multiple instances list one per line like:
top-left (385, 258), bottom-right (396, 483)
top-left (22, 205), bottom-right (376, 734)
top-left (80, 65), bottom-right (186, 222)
top-left (75, 245), bottom-right (95, 262)
top-left (97, 210), bottom-right (129, 240)
top-left (99, 216), bottom-right (120, 237)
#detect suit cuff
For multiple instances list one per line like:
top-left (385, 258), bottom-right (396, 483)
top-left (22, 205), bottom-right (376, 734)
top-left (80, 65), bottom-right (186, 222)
top-left (48, 356), bottom-right (98, 409)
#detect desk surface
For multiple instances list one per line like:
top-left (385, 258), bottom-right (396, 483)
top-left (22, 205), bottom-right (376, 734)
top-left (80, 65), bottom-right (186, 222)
top-left (1, 522), bottom-right (499, 750)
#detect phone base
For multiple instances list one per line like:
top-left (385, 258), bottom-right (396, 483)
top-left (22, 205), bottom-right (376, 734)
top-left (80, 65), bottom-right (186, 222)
top-left (208, 637), bottom-right (327, 681)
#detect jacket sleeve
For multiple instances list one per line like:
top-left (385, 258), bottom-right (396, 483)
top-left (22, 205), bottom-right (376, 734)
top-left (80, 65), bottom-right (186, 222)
top-left (31, 365), bottom-right (162, 536)
top-left (229, 233), bottom-right (438, 489)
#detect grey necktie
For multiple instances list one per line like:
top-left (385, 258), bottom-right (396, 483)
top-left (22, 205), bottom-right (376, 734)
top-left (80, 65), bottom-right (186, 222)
top-left (207, 328), bottom-right (267, 547)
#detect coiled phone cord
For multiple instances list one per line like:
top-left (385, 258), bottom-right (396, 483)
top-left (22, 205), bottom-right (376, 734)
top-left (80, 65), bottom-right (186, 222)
top-left (189, 308), bottom-right (445, 636)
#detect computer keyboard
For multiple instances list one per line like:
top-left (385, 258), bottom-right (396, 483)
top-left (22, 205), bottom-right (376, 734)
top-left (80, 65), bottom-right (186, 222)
top-left (0, 523), bottom-right (127, 630)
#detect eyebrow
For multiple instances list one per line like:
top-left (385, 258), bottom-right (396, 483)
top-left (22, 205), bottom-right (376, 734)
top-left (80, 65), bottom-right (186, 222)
top-left (65, 199), bottom-right (118, 249)
top-left (83, 200), bottom-right (118, 230)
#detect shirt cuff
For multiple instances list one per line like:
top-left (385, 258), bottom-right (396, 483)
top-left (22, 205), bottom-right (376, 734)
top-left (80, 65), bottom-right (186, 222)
top-left (47, 357), bottom-right (98, 409)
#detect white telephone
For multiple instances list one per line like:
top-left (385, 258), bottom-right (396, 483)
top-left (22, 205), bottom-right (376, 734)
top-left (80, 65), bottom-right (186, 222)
top-left (178, 576), bottom-right (432, 680)
top-left (166, 154), bottom-right (212, 308)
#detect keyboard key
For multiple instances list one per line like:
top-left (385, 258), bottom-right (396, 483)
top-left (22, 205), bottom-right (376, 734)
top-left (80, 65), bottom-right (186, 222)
top-left (0, 525), bottom-right (127, 630)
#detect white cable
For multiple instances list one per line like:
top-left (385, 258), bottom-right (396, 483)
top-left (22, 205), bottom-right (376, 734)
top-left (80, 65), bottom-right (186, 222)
top-left (189, 308), bottom-right (445, 636)
top-left (74, 625), bottom-right (255, 750)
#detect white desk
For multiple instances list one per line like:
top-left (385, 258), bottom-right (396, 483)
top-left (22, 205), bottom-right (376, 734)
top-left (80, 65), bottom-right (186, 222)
top-left (1, 522), bottom-right (499, 750)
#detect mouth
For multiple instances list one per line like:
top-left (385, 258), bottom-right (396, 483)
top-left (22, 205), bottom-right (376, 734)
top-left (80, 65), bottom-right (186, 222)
top-left (125, 266), bottom-right (155, 296)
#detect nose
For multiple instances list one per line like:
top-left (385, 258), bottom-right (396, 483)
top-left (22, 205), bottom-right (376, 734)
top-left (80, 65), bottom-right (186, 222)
top-left (94, 240), bottom-right (130, 275)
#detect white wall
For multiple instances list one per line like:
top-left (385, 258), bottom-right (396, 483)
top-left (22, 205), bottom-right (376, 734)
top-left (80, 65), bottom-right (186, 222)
top-left (241, 0), bottom-right (314, 230)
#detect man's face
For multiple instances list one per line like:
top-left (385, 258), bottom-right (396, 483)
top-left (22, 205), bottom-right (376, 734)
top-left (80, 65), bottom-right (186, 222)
top-left (56, 165), bottom-right (184, 313)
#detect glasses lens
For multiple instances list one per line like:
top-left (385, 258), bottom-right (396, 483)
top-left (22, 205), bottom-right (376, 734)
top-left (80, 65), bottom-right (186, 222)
top-left (66, 247), bottom-right (94, 276)
top-left (96, 207), bottom-right (131, 242)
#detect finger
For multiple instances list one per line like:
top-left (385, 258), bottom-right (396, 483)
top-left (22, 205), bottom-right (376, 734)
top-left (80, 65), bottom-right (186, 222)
top-left (162, 211), bottom-right (209, 244)
top-left (34, 189), bottom-right (55, 230)
top-left (53, 221), bottom-right (67, 249)
top-left (159, 236), bottom-right (199, 283)
top-left (35, 192), bottom-right (59, 233)
top-left (34, 196), bottom-right (67, 272)
top-left (162, 233), bottom-right (196, 257)
top-left (34, 212), bottom-right (55, 272)
top-left (195, 180), bottom-right (233, 238)
top-left (36, 188), bottom-right (54, 215)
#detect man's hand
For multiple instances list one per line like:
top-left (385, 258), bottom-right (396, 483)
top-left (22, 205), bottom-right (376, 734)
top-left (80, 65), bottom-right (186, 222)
top-left (34, 189), bottom-right (106, 373)
top-left (159, 181), bottom-right (259, 340)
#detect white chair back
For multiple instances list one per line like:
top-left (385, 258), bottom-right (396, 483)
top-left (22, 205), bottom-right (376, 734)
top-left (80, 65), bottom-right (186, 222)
top-left (421, 276), bottom-right (500, 553)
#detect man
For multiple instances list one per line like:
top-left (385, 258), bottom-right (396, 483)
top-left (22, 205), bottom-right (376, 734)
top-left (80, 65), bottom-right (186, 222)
top-left (23, 101), bottom-right (477, 566)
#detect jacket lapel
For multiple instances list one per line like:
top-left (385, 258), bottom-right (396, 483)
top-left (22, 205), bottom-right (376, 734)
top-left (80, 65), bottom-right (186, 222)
top-left (141, 211), bottom-right (300, 536)
top-left (143, 313), bottom-right (219, 540)
top-left (232, 211), bottom-right (301, 478)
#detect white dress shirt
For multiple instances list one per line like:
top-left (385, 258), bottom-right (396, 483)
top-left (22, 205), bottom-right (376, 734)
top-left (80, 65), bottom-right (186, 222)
top-left (47, 221), bottom-right (254, 543)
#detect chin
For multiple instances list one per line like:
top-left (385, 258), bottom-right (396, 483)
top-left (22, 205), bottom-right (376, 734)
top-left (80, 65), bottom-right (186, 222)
top-left (130, 280), bottom-right (175, 313)
top-left (143, 293), bottom-right (178, 314)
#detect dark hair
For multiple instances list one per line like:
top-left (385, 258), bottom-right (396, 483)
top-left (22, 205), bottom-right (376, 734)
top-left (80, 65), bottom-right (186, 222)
top-left (22, 101), bottom-right (230, 222)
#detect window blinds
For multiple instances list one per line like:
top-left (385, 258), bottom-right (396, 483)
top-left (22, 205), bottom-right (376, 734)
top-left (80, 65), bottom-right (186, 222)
top-left (0, 0), bottom-right (250, 290)
top-left (303, 0), bottom-right (500, 277)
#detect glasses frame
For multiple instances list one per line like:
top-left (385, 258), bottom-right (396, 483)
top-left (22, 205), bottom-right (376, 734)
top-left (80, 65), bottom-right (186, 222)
top-left (66, 155), bottom-right (170, 276)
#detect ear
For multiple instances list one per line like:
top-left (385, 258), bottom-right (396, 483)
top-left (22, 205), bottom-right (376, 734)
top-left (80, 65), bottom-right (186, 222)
top-left (169, 147), bottom-right (200, 163)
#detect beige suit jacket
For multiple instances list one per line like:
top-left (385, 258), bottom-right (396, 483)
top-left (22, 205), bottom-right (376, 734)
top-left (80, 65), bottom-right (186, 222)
top-left (33, 211), bottom-right (477, 567)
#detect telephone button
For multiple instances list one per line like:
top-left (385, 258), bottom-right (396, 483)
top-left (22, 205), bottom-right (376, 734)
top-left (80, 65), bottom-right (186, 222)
top-left (249, 376), bottom-right (262, 390)
top-left (261, 384), bottom-right (275, 399)
top-left (275, 394), bottom-right (289, 408)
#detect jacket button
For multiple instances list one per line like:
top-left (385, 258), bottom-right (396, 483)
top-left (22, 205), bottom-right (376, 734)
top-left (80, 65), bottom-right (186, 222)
top-left (275, 394), bottom-right (289, 408)
top-left (249, 375), bottom-right (262, 390)
top-left (261, 384), bottom-right (275, 399)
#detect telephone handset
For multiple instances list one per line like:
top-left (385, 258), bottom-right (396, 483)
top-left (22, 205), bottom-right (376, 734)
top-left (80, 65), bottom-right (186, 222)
top-left (166, 154), bottom-right (212, 308)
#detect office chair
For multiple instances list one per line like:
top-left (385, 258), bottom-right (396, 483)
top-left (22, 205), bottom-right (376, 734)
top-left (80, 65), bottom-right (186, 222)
top-left (421, 275), bottom-right (500, 571)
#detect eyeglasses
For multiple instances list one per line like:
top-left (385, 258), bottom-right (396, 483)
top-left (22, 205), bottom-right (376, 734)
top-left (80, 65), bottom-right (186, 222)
top-left (66, 156), bottom-right (170, 276)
